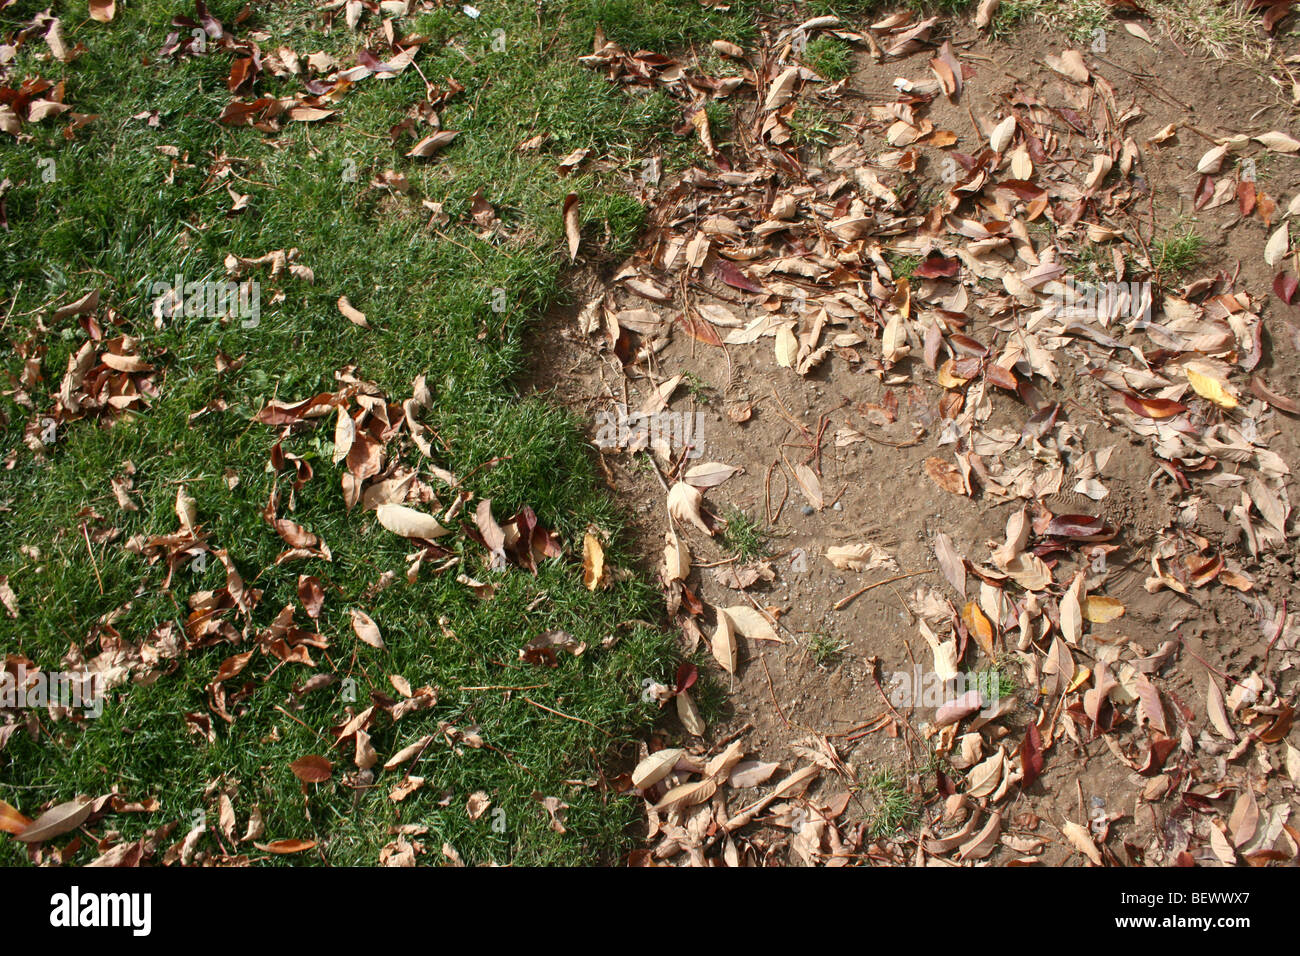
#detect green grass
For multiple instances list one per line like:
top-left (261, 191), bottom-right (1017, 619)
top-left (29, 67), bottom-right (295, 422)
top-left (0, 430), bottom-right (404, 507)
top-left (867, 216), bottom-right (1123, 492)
top-left (788, 106), bottom-right (840, 149)
top-left (807, 632), bottom-right (848, 668)
top-left (860, 768), bottom-right (917, 839)
top-left (800, 36), bottom-right (854, 82)
top-left (885, 252), bottom-right (922, 281)
top-left (969, 666), bottom-right (1017, 706)
top-left (720, 507), bottom-right (768, 560)
top-left (0, 0), bottom-right (764, 866)
top-left (1152, 225), bottom-right (1205, 279)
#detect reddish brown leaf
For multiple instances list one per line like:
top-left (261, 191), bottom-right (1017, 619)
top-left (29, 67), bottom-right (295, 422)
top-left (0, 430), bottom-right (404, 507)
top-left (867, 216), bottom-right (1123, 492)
top-left (290, 755), bottom-right (333, 784)
top-left (1020, 722), bottom-right (1044, 788)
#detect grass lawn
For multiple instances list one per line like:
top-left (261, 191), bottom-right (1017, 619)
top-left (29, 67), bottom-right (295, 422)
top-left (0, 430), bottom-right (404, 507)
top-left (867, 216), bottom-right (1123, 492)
top-left (0, 0), bottom-right (760, 866)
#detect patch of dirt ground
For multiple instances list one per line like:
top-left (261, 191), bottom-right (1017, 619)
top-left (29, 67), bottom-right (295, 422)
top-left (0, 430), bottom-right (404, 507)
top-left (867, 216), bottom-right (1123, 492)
top-left (528, 12), bottom-right (1300, 866)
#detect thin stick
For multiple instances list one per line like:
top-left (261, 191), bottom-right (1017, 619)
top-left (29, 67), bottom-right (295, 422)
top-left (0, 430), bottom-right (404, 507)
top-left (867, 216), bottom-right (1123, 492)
top-left (833, 569), bottom-right (932, 611)
top-left (81, 522), bottom-right (104, 595)
top-left (760, 653), bottom-right (789, 729)
top-left (521, 696), bottom-right (612, 737)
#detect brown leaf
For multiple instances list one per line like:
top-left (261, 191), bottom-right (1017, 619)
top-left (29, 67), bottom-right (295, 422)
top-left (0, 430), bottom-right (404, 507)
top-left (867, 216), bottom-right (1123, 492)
top-left (924, 457), bottom-right (966, 495)
top-left (254, 839), bottom-right (317, 854)
top-left (290, 755), bottom-right (333, 783)
top-left (297, 575), bottom-right (325, 618)
top-left (406, 130), bottom-right (458, 158)
top-left (15, 797), bottom-right (93, 843)
top-left (563, 192), bottom-right (582, 261)
top-left (350, 608), bottom-right (384, 649)
top-left (582, 532), bottom-right (605, 590)
top-left (337, 295), bottom-right (369, 328)
top-left (0, 799), bottom-right (32, 836)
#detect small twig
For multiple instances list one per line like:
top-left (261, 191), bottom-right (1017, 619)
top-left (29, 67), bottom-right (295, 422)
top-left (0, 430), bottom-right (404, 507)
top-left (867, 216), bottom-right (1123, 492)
top-left (833, 570), bottom-right (933, 611)
top-left (521, 696), bottom-right (612, 737)
top-left (759, 653), bottom-right (789, 729)
top-left (80, 523), bottom-right (103, 595)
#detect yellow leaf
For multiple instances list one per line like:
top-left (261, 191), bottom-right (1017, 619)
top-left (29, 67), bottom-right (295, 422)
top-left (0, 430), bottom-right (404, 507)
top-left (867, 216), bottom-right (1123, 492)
top-left (1083, 595), bottom-right (1125, 623)
top-left (582, 533), bottom-right (605, 590)
top-left (1186, 368), bottom-right (1238, 409)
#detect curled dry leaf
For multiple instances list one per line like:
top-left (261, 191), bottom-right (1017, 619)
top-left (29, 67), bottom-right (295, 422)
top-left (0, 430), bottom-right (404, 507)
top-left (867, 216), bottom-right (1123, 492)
top-left (676, 689), bottom-right (706, 736)
top-left (667, 481), bottom-right (712, 535)
top-left (337, 295), bottom-right (369, 328)
top-left (1264, 223), bottom-right (1291, 267)
top-left (384, 735), bottom-right (434, 770)
top-left (14, 797), bottom-right (93, 843)
top-left (1061, 820), bottom-right (1103, 865)
top-left (825, 543), bottom-right (897, 572)
top-left (406, 130), bottom-right (458, 158)
top-left (988, 115), bottom-right (1016, 153)
top-left (662, 530), bottom-right (690, 582)
top-left (582, 532), bottom-right (605, 591)
top-left (563, 193), bottom-right (582, 261)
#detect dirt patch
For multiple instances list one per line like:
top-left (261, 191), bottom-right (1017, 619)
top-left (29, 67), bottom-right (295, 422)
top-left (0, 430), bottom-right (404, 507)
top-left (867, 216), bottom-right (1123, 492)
top-left (527, 14), bottom-right (1300, 866)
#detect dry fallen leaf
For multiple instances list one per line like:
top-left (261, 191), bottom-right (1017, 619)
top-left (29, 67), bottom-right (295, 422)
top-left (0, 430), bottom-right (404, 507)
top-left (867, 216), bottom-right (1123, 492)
top-left (825, 543), bottom-right (897, 572)
top-left (337, 295), bottom-right (369, 328)
top-left (563, 193), bottom-right (582, 261)
top-left (711, 607), bottom-right (738, 673)
top-left (723, 605), bottom-right (782, 643)
top-left (350, 608), bottom-right (385, 649)
top-left (632, 748), bottom-right (683, 789)
top-left (582, 532), bottom-right (605, 590)
top-left (667, 481), bottom-right (712, 535)
top-left (375, 503), bottom-right (451, 540)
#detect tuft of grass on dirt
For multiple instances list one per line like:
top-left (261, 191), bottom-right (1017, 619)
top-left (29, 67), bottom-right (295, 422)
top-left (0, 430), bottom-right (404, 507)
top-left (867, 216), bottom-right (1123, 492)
top-left (800, 35), bottom-right (854, 82)
top-left (988, 0), bottom-right (1268, 58)
top-left (0, 0), bottom-right (766, 866)
top-left (860, 768), bottom-right (918, 839)
top-left (807, 632), bottom-right (849, 668)
top-left (720, 507), bottom-right (768, 560)
top-left (1152, 224), bottom-right (1206, 279)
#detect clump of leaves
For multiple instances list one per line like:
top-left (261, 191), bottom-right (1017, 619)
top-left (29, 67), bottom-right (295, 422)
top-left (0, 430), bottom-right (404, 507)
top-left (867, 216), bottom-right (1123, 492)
top-left (800, 36), bottom-right (853, 82)
top-left (721, 506), bottom-right (767, 559)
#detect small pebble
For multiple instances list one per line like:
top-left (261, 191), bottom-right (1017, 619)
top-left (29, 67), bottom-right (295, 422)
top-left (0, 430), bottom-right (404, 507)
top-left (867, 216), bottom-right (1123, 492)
top-left (800, 504), bottom-right (814, 516)
top-left (833, 501), bottom-right (843, 511)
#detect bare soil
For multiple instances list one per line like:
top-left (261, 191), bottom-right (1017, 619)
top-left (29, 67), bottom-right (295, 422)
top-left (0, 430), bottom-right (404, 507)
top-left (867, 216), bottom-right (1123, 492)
top-left (528, 19), bottom-right (1300, 865)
